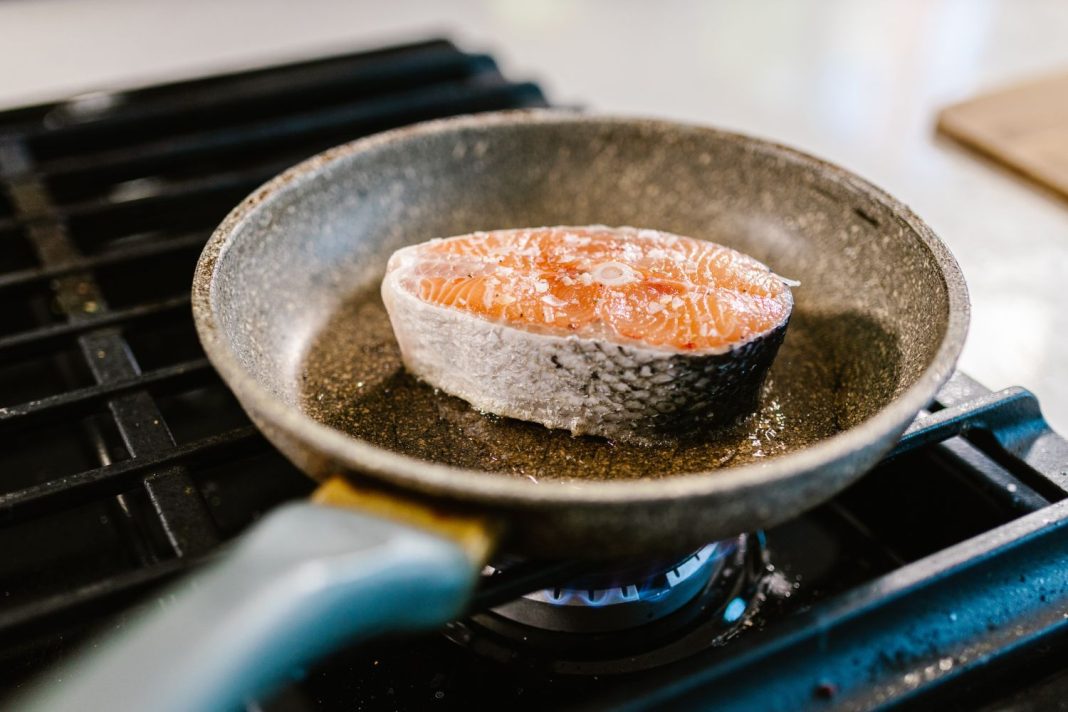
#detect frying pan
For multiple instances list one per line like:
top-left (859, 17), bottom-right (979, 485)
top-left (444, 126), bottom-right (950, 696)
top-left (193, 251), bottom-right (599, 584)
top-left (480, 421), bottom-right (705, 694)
top-left (22, 111), bottom-right (968, 712)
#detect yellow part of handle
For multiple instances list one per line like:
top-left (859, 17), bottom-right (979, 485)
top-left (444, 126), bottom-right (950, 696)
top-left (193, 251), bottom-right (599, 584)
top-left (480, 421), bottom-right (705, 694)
top-left (311, 476), bottom-right (500, 566)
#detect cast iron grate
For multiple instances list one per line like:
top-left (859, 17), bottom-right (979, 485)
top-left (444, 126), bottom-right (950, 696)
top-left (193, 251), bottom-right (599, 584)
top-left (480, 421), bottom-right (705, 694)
top-left (0, 39), bottom-right (547, 687)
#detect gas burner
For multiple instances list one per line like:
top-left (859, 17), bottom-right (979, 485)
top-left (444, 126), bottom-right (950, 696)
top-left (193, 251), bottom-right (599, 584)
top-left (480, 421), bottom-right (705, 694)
top-left (487, 542), bottom-right (731, 633)
top-left (444, 533), bottom-right (768, 675)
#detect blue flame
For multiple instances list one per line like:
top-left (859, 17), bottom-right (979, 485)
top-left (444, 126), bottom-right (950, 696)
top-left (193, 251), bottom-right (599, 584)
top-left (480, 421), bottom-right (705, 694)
top-left (545, 584), bottom-right (644, 607)
top-left (540, 542), bottom-right (726, 609)
top-left (723, 596), bottom-right (747, 623)
top-left (544, 580), bottom-right (688, 608)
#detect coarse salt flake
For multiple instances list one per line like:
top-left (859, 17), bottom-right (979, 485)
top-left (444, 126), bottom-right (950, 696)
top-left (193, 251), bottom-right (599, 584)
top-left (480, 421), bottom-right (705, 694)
top-left (591, 261), bottom-right (640, 287)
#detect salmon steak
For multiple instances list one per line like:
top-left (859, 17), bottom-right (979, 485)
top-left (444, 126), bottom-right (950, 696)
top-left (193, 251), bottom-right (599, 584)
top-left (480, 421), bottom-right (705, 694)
top-left (381, 226), bottom-right (795, 442)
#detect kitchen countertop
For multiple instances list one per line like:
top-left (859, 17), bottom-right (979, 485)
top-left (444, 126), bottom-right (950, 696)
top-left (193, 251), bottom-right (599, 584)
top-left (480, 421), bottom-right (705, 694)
top-left (2, 0), bottom-right (1066, 432)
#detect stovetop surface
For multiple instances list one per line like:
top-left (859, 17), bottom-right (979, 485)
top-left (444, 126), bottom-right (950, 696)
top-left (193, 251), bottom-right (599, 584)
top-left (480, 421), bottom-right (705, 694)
top-left (1, 39), bottom-right (1067, 711)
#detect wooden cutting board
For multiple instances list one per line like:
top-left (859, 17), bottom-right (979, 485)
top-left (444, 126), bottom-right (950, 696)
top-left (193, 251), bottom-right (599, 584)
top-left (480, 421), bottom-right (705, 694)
top-left (937, 72), bottom-right (1068, 201)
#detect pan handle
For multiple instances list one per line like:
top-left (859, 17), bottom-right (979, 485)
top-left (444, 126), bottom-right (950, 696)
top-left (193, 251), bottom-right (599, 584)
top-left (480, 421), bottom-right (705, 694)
top-left (17, 481), bottom-right (494, 712)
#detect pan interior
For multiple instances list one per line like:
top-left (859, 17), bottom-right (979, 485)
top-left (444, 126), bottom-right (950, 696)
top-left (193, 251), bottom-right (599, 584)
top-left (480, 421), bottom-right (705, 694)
top-left (211, 116), bottom-right (946, 483)
top-left (298, 287), bottom-right (897, 481)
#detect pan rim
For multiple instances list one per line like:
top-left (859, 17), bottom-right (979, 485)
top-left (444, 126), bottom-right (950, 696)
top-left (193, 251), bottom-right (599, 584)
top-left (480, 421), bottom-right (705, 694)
top-left (192, 109), bottom-right (969, 507)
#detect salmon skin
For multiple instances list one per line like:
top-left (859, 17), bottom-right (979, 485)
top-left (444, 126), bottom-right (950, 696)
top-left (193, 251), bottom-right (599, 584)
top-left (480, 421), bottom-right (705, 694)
top-left (381, 226), bottom-right (795, 442)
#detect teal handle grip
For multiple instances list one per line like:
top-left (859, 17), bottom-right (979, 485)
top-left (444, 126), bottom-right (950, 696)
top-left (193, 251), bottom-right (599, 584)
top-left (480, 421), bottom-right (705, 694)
top-left (17, 502), bottom-right (481, 712)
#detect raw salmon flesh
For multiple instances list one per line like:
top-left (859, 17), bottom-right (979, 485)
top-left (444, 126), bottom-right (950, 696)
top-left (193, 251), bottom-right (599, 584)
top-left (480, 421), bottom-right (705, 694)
top-left (381, 226), bottom-right (794, 442)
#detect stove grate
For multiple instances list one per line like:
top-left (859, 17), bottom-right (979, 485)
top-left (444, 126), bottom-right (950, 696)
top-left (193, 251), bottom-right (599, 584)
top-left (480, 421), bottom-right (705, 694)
top-left (0, 39), bottom-right (546, 685)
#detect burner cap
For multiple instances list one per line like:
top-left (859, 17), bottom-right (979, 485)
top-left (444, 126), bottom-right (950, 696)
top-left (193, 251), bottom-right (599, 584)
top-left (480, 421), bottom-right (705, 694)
top-left (487, 542), bottom-right (728, 633)
top-left (445, 533), bottom-right (768, 675)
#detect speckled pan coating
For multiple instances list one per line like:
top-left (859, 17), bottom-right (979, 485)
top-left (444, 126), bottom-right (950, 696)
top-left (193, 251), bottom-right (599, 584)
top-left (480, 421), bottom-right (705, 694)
top-left (192, 111), bottom-right (969, 558)
top-left (382, 253), bottom-right (790, 442)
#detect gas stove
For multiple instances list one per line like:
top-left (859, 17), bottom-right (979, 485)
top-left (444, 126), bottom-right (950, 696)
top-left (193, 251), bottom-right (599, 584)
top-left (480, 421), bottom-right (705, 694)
top-left (1, 39), bottom-right (1068, 711)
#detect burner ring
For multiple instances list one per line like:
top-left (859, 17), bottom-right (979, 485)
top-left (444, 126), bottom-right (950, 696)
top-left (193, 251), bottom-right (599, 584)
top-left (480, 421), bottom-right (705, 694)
top-left (488, 542), bottom-right (728, 633)
top-left (445, 533), bottom-right (767, 675)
